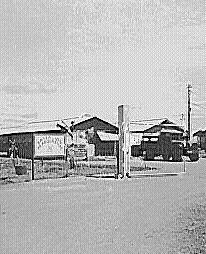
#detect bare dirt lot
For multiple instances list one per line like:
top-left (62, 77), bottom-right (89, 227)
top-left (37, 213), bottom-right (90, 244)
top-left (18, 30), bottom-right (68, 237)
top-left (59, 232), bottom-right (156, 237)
top-left (0, 159), bottom-right (205, 253)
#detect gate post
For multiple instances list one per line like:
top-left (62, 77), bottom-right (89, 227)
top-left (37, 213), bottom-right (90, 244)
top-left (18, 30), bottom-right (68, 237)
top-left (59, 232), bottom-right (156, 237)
top-left (117, 105), bottom-right (130, 178)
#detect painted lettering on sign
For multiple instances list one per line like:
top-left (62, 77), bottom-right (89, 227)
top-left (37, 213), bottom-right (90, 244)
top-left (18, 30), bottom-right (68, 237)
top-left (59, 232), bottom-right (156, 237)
top-left (34, 135), bottom-right (65, 157)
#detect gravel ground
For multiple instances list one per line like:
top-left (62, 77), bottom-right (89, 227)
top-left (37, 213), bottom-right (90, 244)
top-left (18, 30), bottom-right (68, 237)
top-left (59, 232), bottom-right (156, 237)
top-left (173, 195), bottom-right (206, 253)
top-left (0, 159), bottom-right (205, 253)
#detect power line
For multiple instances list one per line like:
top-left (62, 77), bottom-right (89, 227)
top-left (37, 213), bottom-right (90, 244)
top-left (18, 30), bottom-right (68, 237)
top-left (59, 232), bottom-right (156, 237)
top-left (130, 118), bottom-right (168, 123)
top-left (28, 116), bottom-right (80, 124)
top-left (192, 103), bottom-right (206, 110)
top-left (187, 83), bottom-right (192, 140)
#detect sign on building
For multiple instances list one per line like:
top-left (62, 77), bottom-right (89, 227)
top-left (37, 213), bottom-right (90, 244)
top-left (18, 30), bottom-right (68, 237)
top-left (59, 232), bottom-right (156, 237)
top-left (34, 134), bottom-right (65, 157)
top-left (87, 144), bottom-right (95, 157)
top-left (130, 133), bottom-right (143, 146)
top-left (73, 130), bottom-right (88, 144)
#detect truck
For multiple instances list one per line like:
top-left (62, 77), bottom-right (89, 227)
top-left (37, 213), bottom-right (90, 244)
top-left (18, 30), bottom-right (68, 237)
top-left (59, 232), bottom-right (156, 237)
top-left (132, 129), bottom-right (199, 162)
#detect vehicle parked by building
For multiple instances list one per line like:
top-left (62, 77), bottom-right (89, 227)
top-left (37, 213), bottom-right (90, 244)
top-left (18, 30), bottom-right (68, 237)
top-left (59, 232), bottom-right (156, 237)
top-left (131, 119), bottom-right (199, 162)
top-left (140, 130), bottom-right (199, 162)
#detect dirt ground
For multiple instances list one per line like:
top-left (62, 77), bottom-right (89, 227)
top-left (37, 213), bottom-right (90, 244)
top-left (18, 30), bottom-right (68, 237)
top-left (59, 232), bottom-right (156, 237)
top-left (0, 159), bottom-right (205, 253)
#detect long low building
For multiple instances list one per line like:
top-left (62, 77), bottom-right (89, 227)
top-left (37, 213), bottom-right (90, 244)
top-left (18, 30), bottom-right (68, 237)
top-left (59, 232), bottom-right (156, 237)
top-left (0, 116), bottom-right (119, 159)
top-left (0, 121), bottom-right (63, 159)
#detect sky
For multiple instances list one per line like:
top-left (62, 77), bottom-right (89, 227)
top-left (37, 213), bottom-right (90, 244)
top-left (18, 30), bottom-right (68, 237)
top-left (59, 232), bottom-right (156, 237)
top-left (0, 0), bottom-right (205, 133)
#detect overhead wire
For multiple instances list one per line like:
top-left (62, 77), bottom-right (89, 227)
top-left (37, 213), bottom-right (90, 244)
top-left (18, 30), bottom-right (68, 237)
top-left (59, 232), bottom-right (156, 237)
top-left (192, 103), bottom-right (206, 110)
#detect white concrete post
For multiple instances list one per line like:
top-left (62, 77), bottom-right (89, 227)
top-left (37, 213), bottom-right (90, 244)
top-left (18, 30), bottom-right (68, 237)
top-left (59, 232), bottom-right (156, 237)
top-left (118, 105), bottom-right (130, 178)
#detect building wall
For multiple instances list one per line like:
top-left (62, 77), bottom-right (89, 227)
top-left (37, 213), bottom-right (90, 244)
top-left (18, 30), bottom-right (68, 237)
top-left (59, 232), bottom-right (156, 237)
top-left (0, 135), bottom-right (10, 155)
top-left (0, 131), bottom-right (64, 159)
top-left (84, 132), bottom-right (116, 156)
top-left (0, 133), bottom-right (33, 159)
top-left (95, 140), bottom-right (117, 156)
top-left (194, 131), bottom-right (206, 151)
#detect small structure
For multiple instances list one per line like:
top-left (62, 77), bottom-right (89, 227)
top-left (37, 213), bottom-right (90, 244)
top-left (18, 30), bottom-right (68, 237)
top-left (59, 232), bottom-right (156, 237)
top-left (193, 130), bottom-right (206, 151)
top-left (64, 116), bottom-right (118, 156)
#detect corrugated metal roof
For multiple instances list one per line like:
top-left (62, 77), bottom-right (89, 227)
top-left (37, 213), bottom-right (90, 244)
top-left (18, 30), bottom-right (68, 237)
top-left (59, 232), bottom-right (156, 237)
top-left (161, 129), bottom-right (183, 134)
top-left (143, 132), bottom-right (160, 137)
top-left (129, 120), bottom-right (163, 133)
top-left (97, 131), bottom-right (119, 141)
top-left (63, 116), bottom-right (94, 126)
top-left (193, 130), bottom-right (206, 136)
top-left (71, 116), bottom-right (118, 129)
top-left (0, 121), bottom-right (60, 135)
top-left (139, 119), bottom-right (184, 133)
top-left (143, 129), bottom-right (183, 136)
top-left (0, 115), bottom-right (95, 136)
top-left (0, 115), bottom-right (116, 136)
top-left (129, 124), bottom-right (151, 133)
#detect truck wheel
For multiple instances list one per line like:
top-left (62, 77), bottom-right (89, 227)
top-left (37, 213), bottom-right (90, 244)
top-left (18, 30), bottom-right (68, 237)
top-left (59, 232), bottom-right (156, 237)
top-left (144, 151), bottom-right (154, 161)
top-left (172, 145), bottom-right (183, 162)
top-left (172, 151), bottom-right (182, 162)
top-left (189, 153), bottom-right (199, 162)
top-left (172, 154), bottom-right (182, 162)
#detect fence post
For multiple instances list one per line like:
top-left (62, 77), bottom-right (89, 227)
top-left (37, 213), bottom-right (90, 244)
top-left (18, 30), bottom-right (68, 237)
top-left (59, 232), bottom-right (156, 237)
top-left (64, 133), bottom-right (69, 177)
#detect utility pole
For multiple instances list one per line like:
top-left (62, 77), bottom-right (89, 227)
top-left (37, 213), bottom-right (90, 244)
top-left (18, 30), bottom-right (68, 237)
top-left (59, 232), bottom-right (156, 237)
top-left (187, 84), bottom-right (192, 141)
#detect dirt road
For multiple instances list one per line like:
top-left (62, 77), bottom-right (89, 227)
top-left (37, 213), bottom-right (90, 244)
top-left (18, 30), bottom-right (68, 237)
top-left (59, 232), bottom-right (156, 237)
top-left (1, 159), bottom-right (205, 253)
